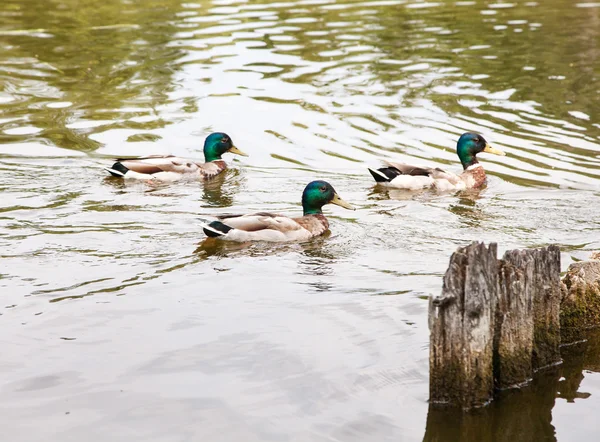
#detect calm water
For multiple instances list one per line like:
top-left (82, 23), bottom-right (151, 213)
top-left (1, 0), bottom-right (600, 440)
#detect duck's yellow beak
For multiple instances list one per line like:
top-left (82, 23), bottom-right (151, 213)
top-left (229, 145), bottom-right (248, 157)
top-left (330, 193), bottom-right (355, 210)
top-left (482, 143), bottom-right (506, 156)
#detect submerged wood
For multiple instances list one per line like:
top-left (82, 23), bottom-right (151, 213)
top-left (429, 242), bottom-right (498, 409)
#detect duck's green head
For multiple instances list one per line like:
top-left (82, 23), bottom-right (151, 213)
top-left (456, 132), bottom-right (505, 169)
top-left (203, 132), bottom-right (248, 162)
top-left (301, 180), bottom-right (355, 215)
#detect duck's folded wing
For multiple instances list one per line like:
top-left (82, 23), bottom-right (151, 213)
top-left (115, 154), bottom-right (177, 162)
top-left (384, 161), bottom-right (433, 176)
top-left (427, 168), bottom-right (462, 185)
top-left (384, 160), bottom-right (461, 184)
top-left (217, 212), bottom-right (302, 232)
top-left (116, 156), bottom-right (201, 174)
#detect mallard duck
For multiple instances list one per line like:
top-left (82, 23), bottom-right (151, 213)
top-left (104, 132), bottom-right (247, 181)
top-left (201, 180), bottom-right (354, 242)
top-left (368, 132), bottom-right (505, 191)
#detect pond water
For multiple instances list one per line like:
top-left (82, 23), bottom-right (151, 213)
top-left (1, 0), bottom-right (600, 440)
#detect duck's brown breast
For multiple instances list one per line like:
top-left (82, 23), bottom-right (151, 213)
top-left (294, 214), bottom-right (329, 236)
top-left (200, 160), bottom-right (227, 179)
top-left (462, 165), bottom-right (487, 188)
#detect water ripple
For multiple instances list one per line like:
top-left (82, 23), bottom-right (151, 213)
top-left (1, 0), bottom-right (600, 440)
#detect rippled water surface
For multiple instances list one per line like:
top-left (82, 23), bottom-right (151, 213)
top-left (1, 0), bottom-right (600, 440)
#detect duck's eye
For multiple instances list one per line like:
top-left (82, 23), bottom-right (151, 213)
top-left (220, 137), bottom-right (229, 144)
top-left (320, 186), bottom-right (327, 192)
top-left (473, 138), bottom-right (480, 142)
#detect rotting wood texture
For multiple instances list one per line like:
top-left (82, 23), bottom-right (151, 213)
top-left (429, 242), bottom-right (563, 409)
top-left (495, 250), bottom-right (535, 389)
top-left (530, 246), bottom-right (562, 370)
top-left (429, 242), bottom-right (498, 409)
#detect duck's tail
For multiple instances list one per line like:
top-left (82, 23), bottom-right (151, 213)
top-left (202, 220), bottom-right (233, 238)
top-left (368, 167), bottom-right (401, 183)
top-left (104, 162), bottom-right (129, 177)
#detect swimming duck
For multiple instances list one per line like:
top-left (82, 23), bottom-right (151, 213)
top-left (368, 132), bottom-right (505, 191)
top-left (104, 132), bottom-right (247, 181)
top-left (201, 180), bottom-right (354, 242)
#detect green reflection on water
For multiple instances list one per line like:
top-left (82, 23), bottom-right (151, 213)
top-left (1, 0), bottom-right (187, 151)
top-left (2, 0), bottom-right (599, 154)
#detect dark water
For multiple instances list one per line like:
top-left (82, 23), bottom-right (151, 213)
top-left (1, 0), bottom-right (600, 440)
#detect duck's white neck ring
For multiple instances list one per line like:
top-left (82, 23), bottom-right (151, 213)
top-left (466, 163), bottom-right (483, 171)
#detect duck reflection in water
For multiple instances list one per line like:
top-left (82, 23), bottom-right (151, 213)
top-left (297, 236), bottom-right (337, 292)
top-left (368, 184), bottom-right (492, 229)
top-left (201, 168), bottom-right (243, 208)
top-left (193, 237), bottom-right (253, 258)
top-left (368, 185), bottom-right (420, 202)
top-left (447, 190), bottom-right (491, 229)
top-left (102, 173), bottom-right (172, 192)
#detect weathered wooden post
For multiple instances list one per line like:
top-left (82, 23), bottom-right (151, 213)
top-left (494, 246), bottom-right (562, 386)
top-left (495, 250), bottom-right (535, 389)
top-left (429, 242), bottom-right (563, 409)
top-left (429, 242), bottom-right (498, 408)
top-left (426, 244), bottom-right (600, 438)
top-left (530, 246), bottom-right (562, 369)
